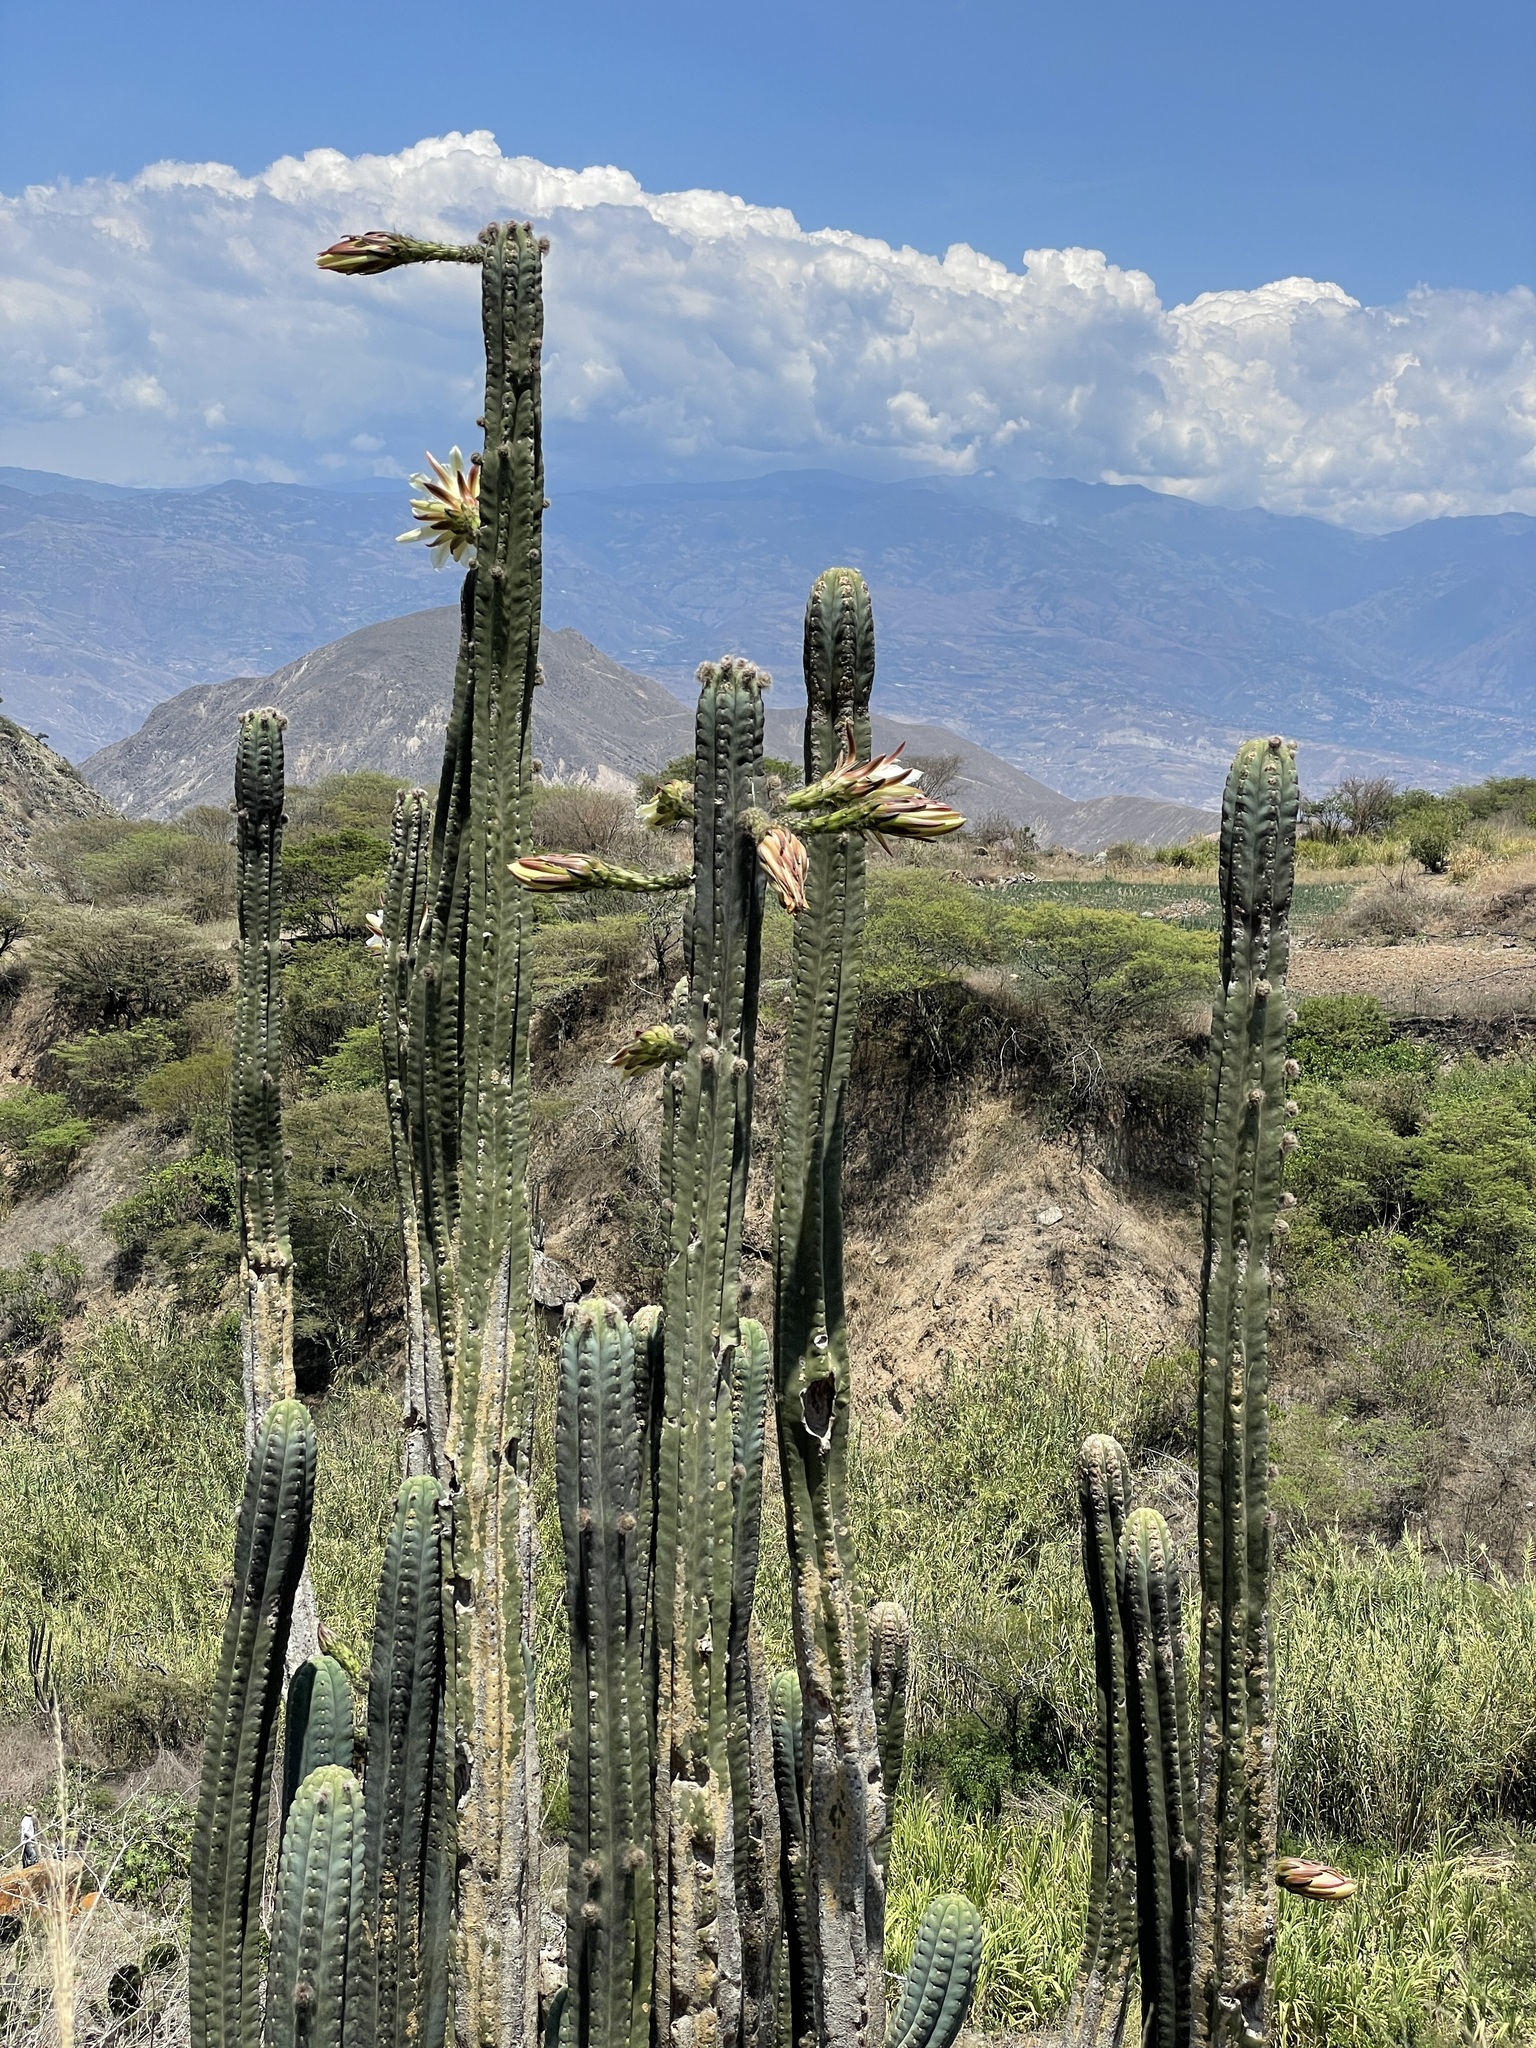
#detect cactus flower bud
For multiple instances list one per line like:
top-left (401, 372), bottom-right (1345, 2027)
top-left (757, 824), bottom-right (810, 913)
top-left (1275, 1856), bottom-right (1356, 1901)
top-left (787, 746), bottom-right (920, 811)
top-left (510, 852), bottom-right (691, 893)
top-left (316, 231), bottom-right (485, 274)
top-left (608, 1023), bottom-right (690, 1075)
top-left (637, 778), bottom-right (694, 830)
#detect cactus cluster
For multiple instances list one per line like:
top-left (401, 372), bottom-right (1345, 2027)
top-left (1066, 737), bottom-right (1301, 2048)
top-left (193, 223), bottom-right (980, 2048)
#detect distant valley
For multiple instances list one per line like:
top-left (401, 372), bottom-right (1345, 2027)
top-left (5, 465), bottom-right (1533, 805)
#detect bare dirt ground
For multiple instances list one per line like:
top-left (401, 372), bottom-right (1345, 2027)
top-left (1291, 935), bottom-right (1536, 1015)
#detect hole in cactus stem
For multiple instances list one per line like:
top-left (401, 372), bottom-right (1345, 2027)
top-left (800, 1373), bottom-right (834, 1447)
top-left (505, 1438), bottom-right (519, 1465)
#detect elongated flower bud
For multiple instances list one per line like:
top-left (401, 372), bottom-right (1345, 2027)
top-left (509, 852), bottom-right (692, 893)
top-left (787, 748), bottom-right (919, 811)
top-left (797, 786), bottom-right (965, 840)
top-left (316, 231), bottom-right (485, 274)
top-left (638, 779), bottom-right (694, 830)
top-left (609, 1023), bottom-right (691, 1074)
top-left (1275, 1857), bottom-right (1356, 1902)
top-left (757, 825), bottom-right (810, 913)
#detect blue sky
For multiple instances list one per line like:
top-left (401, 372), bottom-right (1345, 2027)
top-left (2, 0), bottom-right (1529, 307)
top-left (1, 2), bottom-right (1532, 520)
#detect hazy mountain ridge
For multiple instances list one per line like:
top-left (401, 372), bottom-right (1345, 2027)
top-left (81, 610), bottom-right (1220, 855)
top-left (6, 466), bottom-right (1533, 803)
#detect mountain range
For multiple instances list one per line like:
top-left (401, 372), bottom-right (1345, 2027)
top-left (5, 464), bottom-right (1533, 805)
top-left (80, 611), bottom-right (1220, 855)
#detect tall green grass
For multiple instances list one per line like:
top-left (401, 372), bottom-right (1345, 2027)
top-left (0, 1315), bottom-right (397, 1720)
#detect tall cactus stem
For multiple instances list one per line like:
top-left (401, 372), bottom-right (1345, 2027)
top-left (769, 1669), bottom-right (812, 2048)
top-left (771, 569), bottom-right (885, 2048)
top-left (190, 1397), bottom-right (317, 2048)
top-left (1190, 736), bottom-right (1297, 2046)
top-left (232, 708), bottom-right (294, 1452)
top-left (558, 1298), bottom-right (655, 2048)
top-left (1120, 1508), bottom-right (1195, 2048)
top-left (282, 1655), bottom-right (355, 1833)
top-left (356, 1475), bottom-right (452, 2048)
top-left (1063, 1436), bottom-right (1136, 2048)
top-left (262, 1765), bottom-right (365, 2048)
top-left (866, 1603), bottom-right (910, 1881)
top-left (379, 786), bottom-right (447, 1477)
top-left (652, 656), bottom-right (769, 2048)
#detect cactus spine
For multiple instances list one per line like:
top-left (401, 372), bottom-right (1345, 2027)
top-left (771, 570), bottom-right (885, 2048)
top-left (262, 1765), bottom-right (365, 2048)
top-left (1069, 737), bottom-right (1296, 2047)
top-left (557, 1299), bottom-right (654, 2048)
top-left (1190, 737), bottom-right (1296, 2046)
top-left (652, 656), bottom-right (770, 2048)
top-left (232, 709), bottom-right (294, 1450)
top-left (190, 1397), bottom-right (317, 2048)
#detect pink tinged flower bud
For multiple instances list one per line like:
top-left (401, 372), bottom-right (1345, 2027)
top-left (788, 746), bottom-right (921, 811)
top-left (510, 851), bottom-right (599, 892)
top-left (316, 231), bottom-right (484, 274)
top-left (757, 826), bottom-right (810, 913)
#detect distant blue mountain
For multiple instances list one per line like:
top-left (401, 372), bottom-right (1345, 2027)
top-left (4, 466), bottom-right (1531, 803)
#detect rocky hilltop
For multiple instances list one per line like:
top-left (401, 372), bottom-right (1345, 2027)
top-left (81, 611), bottom-right (1218, 854)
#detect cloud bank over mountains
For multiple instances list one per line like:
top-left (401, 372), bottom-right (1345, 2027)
top-left (3, 130), bottom-right (1533, 529)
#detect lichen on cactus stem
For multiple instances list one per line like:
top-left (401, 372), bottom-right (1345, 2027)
top-left (189, 1397), bottom-right (317, 2048)
top-left (1190, 735), bottom-right (1298, 2048)
top-left (1063, 1436), bottom-right (1137, 2048)
top-left (770, 568), bottom-right (887, 2048)
top-left (558, 1299), bottom-right (654, 2048)
top-left (232, 708), bottom-right (294, 1451)
top-left (1120, 1506), bottom-right (1195, 2048)
top-left (652, 655), bottom-right (770, 2048)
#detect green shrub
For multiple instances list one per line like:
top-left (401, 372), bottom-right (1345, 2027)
top-left (287, 1088), bottom-right (403, 1371)
top-left (533, 909), bottom-right (649, 1023)
top-left (105, 1153), bottom-right (238, 1306)
top-left (80, 1671), bottom-right (206, 1769)
top-left (93, 1795), bottom-right (195, 1907)
top-left (34, 816), bottom-right (236, 920)
top-left (282, 828), bottom-right (390, 939)
top-left (310, 1023), bottom-right (385, 1094)
top-left (284, 770), bottom-right (404, 840)
top-left (137, 1045), bottom-right (232, 1147)
top-left (1153, 837), bottom-right (1217, 868)
top-left (47, 1022), bottom-right (175, 1121)
top-left (1290, 999), bottom-right (1434, 1088)
top-left (0, 1088), bottom-right (93, 1195)
top-left (282, 940), bottom-right (380, 1071)
top-left (0, 1246), bottom-right (83, 1355)
top-left (31, 905), bottom-right (228, 1029)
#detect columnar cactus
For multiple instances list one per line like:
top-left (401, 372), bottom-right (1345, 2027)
top-left (1068, 736), bottom-right (1298, 2048)
top-left (651, 657), bottom-right (771, 2048)
top-left (324, 218), bottom-right (550, 2046)
top-left (262, 1765), bottom-right (365, 2048)
top-left (1190, 736), bottom-right (1296, 2046)
top-left (281, 1655), bottom-right (355, 1830)
top-left (1061, 1437), bottom-right (1135, 2048)
top-left (232, 708), bottom-right (294, 1451)
top-left (885, 1897), bottom-right (985, 2048)
top-left (770, 569), bottom-right (886, 2048)
top-left (1120, 1509), bottom-right (1195, 2048)
top-left (357, 1475), bottom-right (453, 2048)
top-left (190, 1397), bottom-right (317, 2048)
top-left (557, 1298), bottom-right (655, 2048)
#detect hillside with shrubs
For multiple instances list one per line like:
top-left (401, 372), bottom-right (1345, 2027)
top-left (3, 746), bottom-right (1536, 2043)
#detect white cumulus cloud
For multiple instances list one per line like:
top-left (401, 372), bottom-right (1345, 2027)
top-left (2, 130), bottom-right (1533, 527)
